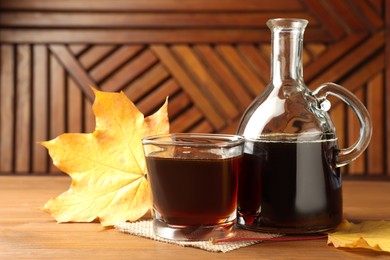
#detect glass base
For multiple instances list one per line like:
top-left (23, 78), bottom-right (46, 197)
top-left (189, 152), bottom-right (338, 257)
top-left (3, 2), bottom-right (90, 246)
top-left (237, 215), bottom-right (337, 235)
top-left (153, 218), bottom-right (234, 241)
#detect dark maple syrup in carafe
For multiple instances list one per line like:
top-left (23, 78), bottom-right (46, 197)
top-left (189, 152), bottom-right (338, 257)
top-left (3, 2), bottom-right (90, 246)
top-left (237, 139), bottom-right (342, 233)
top-left (146, 155), bottom-right (242, 226)
top-left (236, 18), bottom-right (371, 234)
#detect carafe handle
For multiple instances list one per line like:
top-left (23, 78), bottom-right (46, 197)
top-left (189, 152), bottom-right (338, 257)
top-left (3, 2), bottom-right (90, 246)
top-left (313, 82), bottom-right (372, 167)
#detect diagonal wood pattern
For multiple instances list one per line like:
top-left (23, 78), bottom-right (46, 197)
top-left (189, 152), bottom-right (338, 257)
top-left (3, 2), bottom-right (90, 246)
top-left (0, 0), bottom-right (389, 178)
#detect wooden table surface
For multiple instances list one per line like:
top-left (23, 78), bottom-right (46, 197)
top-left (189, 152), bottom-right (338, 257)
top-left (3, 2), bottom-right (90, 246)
top-left (1, 176), bottom-right (389, 259)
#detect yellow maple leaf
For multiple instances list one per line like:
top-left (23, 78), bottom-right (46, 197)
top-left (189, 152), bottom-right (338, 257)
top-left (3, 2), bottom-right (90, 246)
top-left (328, 220), bottom-right (390, 252)
top-left (41, 88), bottom-right (169, 226)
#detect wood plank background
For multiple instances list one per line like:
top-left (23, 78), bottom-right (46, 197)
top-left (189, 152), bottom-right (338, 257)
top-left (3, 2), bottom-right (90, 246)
top-left (0, 0), bottom-right (389, 178)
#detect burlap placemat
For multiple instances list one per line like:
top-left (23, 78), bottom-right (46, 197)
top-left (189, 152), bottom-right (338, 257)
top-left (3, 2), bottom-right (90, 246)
top-left (115, 220), bottom-right (281, 253)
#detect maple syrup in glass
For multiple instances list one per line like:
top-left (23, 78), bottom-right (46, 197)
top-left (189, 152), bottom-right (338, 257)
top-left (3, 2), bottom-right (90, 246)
top-left (146, 156), bottom-right (241, 225)
top-left (236, 18), bottom-right (372, 234)
top-left (238, 137), bottom-right (342, 233)
top-left (142, 133), bottom-right (244, 241)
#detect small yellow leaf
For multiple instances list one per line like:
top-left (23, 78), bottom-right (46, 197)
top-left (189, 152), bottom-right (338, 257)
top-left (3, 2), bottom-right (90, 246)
top-left (41, 88), bottom-right (169, 226)
top-left (328, 220), bottom-right (390, 252)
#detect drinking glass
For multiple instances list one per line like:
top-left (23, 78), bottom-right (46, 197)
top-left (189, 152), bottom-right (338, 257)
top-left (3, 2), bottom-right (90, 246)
top-left (142, 133), bottom-right (244, 241)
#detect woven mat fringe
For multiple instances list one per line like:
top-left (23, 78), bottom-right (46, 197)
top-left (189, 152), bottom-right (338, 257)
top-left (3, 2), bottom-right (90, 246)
top-left (115, 220), bottom-right (279, 253)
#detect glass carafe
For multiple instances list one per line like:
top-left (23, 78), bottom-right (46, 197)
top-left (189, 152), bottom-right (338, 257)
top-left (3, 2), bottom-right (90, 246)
top-left (236, 18), bottom-right (372, 234)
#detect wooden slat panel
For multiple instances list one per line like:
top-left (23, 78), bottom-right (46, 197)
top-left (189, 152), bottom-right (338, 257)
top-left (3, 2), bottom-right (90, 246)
top-left (0, 28), bottom-right (332, 44)
top-left (347, 88), bottom-right (366, 175)
top-left (331, 53), bottom-right (385, 174)
top-left (124, 63), bottom-right (170, 102)
top-left (78, 45), bottom-right (116, 70)
top-left (329, 53), bottom-right (384, 175)
top-left (352, 0), bottom-right (384, 29)
top-left (67, 77), bottom-right (83, 133)
top-left (237, 44), bottom-right (269, 83)
top-left (309, 30), bottom-right (385, 88)
top-left (195, 45), bottom-right (253, 109)
top-left (68, 44), bottom-right (89, 56)
top-left (216, 45), bottom-right (265, 96)
top-left (329, 103), bottom-right (346, 150)
top-left (328, 96), bottom-right (348, 175)
top-left (0, 29), bottom-right (266, 43)
top-left (329, 100), bottom-right (347, 175)
top-left (101, 49), bottom-right (157, 92)
top-left (90, 45), bottom-right (143, 83)
top-left (170, 106), bottom-right (203, 133)
top-left (32, 45), bottom-right (49, 173)
top-left (325, 0), bottom-right (366, 32)
top-left (302, 47), bottom-right (311, 66)
top-left (0, 0), bottom-right (303, 11)
top-left (167, 91), bottom-right (191, 120)
top-left (49, 44), bottom-right (96, 101)
top-left (0, 12), bottom-right (318, 28)
top-left (369, 0), bottom-right (384, 15)
top-left (301, 0), bottom-right (344, 39)
top-left (49, 52), bottom-right (65, 172)
top-left (305, 34), bottom-right (366, 83)
top-left (83, 97), bottom-right (95, 134)
top-left (258, 44), bottom-right (271, 65)
top-left (219, 117), bottom-right (241, 135)
top-left (339, 53), bottom-right (385, 95)
top-left (151, 45), bottom-right (225, 129)
top-left (0, 0), bottom-right (387, 178)
top-left (49, 54), bottom-right (65, 139)
top-left (386, 0), bottom-right (390, 176)
top-left (137, 78), bottom-right (180, 116)
top-left (189, 120), bottom-right (214, 133)
top-left (0, 45), bottom-right (14, 172)
top-left (15, 44), bottom-right (31, 173)
top-left (172, 45), bottom-right (239, 120)
top-left (305, 44), bottom-right (326, 59)
top-left (367, 73), bottom-right (384, 175)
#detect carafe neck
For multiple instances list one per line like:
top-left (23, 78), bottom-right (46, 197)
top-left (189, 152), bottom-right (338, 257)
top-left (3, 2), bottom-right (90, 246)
top-left (267, 19), bottom-right (308, 87)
